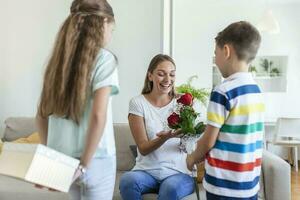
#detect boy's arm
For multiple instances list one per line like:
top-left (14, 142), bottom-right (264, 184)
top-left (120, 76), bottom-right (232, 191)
top-left (186, 124), bottom-right (219, 171)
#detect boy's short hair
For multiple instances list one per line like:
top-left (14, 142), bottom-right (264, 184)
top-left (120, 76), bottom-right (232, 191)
top-left (215, 21), bottom-right (261, 63)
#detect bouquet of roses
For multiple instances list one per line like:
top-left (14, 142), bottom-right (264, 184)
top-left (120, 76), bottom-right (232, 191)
top-left (167, 92), bottom-right (206, 200)
top-left (167, 92), bottom-right (206, 135)
top-left (168, 76), bottom-right (210, 200)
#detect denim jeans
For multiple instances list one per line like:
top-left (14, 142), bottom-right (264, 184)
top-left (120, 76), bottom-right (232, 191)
top-left (119, 170), bottom-right (194, 200)
top-left (206, 191), bottom-right (258, 200)
top-left (69, 156), bottom-right (116, 200)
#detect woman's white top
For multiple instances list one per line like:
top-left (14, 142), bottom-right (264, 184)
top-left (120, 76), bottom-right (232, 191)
top-left (128, 95), bottom-right (190, 180)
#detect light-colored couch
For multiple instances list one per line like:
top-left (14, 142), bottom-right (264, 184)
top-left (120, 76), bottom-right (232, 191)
top-left (0, 117), bottom-right (291, 200)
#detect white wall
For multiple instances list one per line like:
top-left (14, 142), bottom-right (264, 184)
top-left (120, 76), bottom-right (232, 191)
top-left (173, 0), bottom-right (300, 121)
top-left (0, 0), bottom-right (163, 134)
top-left (108, 0), bottom-right (163, 123)
top-left (0, 0), bottom-right (73, 134)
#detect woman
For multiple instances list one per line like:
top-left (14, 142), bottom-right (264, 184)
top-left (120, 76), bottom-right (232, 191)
top-left (119, 54), bottom-right (194, 200)
top-left (36, 0), bottom-right (119, 199)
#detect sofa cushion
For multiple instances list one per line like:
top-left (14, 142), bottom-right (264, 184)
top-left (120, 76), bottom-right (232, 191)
top-left (114, 123), bottom-right (136, 171)
top-left (0, 139), bottom-right (3, 154)
top-left (0, 130), bottom-right (4, 139)
top-left (129, 145), bottom-right (138, 158)
top-left (0, 133), bottom-right (40, 154)
top-left (0, 175), bottom-right (68, 200)
top-left (3, 118), bottom-right (136, 171)
top-left (13, 132), bottom-right (40, 144)
top-left (258, 167), bottom-right (265, 200)
top-left (262, 150), bottom-right (291, 200)
top-left (3, 117), bottom-right (36, 142)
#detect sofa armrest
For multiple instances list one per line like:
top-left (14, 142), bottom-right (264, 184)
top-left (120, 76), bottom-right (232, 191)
top-left (262, 150), bottom-right (291, 200)
top-left (3, 117), bottom-right (36, 141)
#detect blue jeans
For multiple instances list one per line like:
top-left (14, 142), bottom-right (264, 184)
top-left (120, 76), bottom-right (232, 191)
top-left (206, 191), bottom-right (258, 200)
top-left (119, 170), bottom-right (194, 200)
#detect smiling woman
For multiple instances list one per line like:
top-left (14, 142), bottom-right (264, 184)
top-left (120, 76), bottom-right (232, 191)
top-left (141, 54), bottom-right (176, 98)
top-left (119, 54), bottom-right (196, 200)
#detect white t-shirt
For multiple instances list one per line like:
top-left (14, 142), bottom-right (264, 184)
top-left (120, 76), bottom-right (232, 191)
top-left (129, 95), bottom-right (190, 180)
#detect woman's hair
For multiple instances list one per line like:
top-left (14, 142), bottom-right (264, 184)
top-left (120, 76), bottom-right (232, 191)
top-left (38, 0), bottom-right (114, 124)
top-left (141, 54), bottom-right (176, 97)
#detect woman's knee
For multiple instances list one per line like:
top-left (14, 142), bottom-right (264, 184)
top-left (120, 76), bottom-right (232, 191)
top-left (119, 172), bottom-right (140, 191)
top-left (159, 174), bottom-right (194, 199)
top-left (158, 183), bottom-right (179, 200)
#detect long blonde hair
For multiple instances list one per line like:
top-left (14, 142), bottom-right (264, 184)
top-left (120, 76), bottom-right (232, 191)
top-left (141, 54), bottom-right (176, 97)
top-left (38, 0), bottom-right (114, 124)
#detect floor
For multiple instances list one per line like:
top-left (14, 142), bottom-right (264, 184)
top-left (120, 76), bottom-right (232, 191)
top-left (292, 168), bottom-right (300, 200)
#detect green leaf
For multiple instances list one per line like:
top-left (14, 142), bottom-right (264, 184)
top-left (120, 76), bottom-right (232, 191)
top-left (174, 76), bottom-right (209, 136)
top-left (179, 106), bottom-right (197, 134)
top-left (176, 75), bottom-right (210, 105)
top-left (195, 122), bottom-right (206, 134)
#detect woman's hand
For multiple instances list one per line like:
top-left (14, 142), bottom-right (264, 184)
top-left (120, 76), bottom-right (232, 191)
top-left (156, 129), bottom-right (183, 140)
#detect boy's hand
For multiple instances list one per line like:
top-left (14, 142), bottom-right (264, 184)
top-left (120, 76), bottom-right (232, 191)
top-left (186, 153), bottom-right (196, 171)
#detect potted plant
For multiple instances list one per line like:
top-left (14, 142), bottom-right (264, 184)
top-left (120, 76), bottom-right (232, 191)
top-left (249, 65), bottom-right (257, 77)
top-left (270, 67), bottom-right (280, 77)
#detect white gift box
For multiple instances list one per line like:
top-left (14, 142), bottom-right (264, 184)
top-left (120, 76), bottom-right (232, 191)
top-left (0, 143), bottom-right (79, 192)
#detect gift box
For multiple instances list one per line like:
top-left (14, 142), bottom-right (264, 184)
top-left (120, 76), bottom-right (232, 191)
top-left (0, 142), bottom-right (79, 192)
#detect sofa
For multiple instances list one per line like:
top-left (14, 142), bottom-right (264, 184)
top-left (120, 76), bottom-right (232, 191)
top-left (0, 117), bottom-right (291, 200)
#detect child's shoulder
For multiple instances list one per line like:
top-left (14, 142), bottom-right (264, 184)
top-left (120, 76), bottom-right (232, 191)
top-left (93, 49), bottom-right (117, 75)
top-left (99, 48), bottom-right (114, 58)
top-left (96, 49), bottom-right (116, 66)
top-left (216, 73), bottom-right (256, 94)
top-left (213, 82), bottom-right (229, 95)
top-left (130, 95), bottom-right (145, 105)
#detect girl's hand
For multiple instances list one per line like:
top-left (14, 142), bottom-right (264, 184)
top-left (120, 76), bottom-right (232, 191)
top-left (34, 184), bottom-right (58, 192)
top-left (156, 129), bottom-right (183, 140)
top-left (72, 167), bottom-right (83, 183)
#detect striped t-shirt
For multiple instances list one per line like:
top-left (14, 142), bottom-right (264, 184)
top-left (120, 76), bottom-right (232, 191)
top-left (203, 72), bottom-right (265, 198)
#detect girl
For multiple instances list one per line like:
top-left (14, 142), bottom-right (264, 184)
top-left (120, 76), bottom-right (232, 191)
top-left (119, 54), bottom-right (194, 200)
top-left (36, 0), bottom-right (119, 199)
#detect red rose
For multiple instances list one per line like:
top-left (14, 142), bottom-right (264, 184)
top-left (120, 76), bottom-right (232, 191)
top-left (177, 93), bottom-right (193, 106)
top-left (167, 112), bottom-right (181, 128)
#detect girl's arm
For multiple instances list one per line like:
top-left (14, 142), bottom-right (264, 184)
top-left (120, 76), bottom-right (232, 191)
top-left (129, 114), bottom-right (180, 156)
top-left (80, 86), bottom-right (111, 167)
top-left (36, 114), bottom-right (48, 145)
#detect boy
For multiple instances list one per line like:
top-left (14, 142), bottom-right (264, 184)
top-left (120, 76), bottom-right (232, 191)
top-left (187, 21), bottom-right (264, 200)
